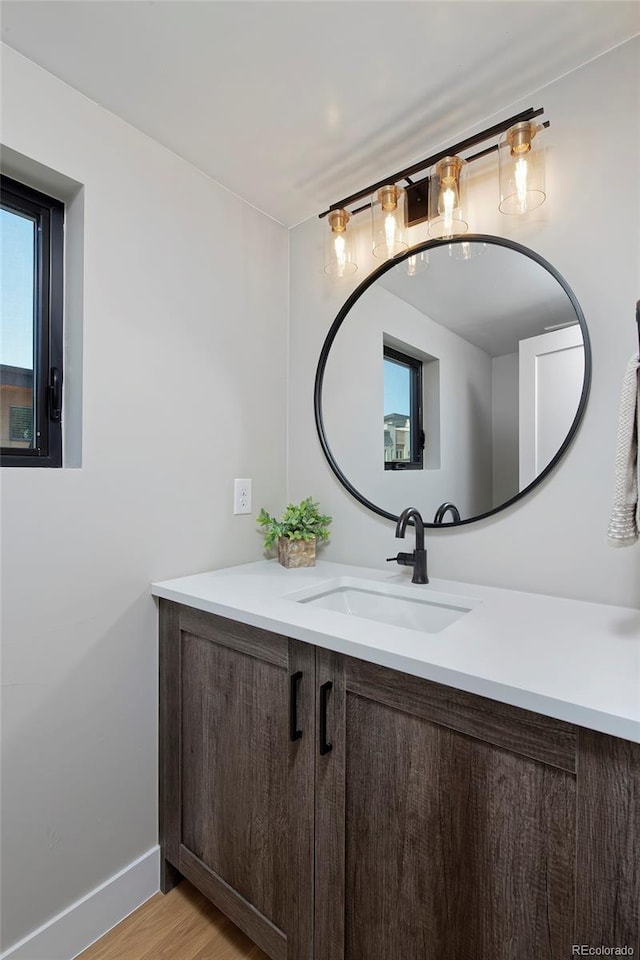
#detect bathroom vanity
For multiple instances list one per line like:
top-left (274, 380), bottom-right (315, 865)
top-left (153, 561), bottom-right (640, 960)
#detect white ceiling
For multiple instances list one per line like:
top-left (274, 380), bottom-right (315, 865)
top-left (1, 1), bottom-right (638, 226)
top-left (379, 242), bottom-right (579, 357)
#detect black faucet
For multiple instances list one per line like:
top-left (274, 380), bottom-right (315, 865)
top-left (434, 501), bottom-right (461, 524)
top-left (387, 507), bottom-right (428, 584)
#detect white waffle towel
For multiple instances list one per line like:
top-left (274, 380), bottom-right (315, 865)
top-left (607, 354), bottom-right (640, 546)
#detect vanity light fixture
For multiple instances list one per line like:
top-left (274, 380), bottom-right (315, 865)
top-left (498, 121), bottom-right (546, 215)
top-left (323, 208), bottom-right (358, 276)
top-left (319, 106), bottom-right (549, 275)
top-left (371, 185), bottom-right (408, 259)
top-left (427, 156), bottom-right (467, 239)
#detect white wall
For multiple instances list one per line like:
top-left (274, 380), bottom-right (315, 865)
top-left (289, 37), bottom-right (640, 608)
top-left (0, 45), bottom-right (288, 952)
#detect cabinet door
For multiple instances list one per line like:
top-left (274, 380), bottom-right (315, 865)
top-left (159, 601), bottom-right (314, 960)
top-left (315, 650), bottom-right (577, 960)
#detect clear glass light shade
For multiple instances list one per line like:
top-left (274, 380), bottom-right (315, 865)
top-left (324, 209), bottom-right (358, 276)
top-left (498, 122), bottom-right (546, 215)
top-left (404, 249), bottom-right (429, 276)
top-left (371, 185), bottom-right (408, 260)
top-left (428, 156), bottom-right (468, 239)
top-left (448, 240), bottom-right (486, 261)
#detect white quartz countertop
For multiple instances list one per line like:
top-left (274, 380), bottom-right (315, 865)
top-left (152, 560), bottom-right (640, 743)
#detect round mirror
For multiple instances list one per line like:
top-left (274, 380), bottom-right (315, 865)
top-left (314, 235), bottom-right (591, 526)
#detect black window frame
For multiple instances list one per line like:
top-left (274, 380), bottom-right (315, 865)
top-left (1, 174), bottom-right (64, 467)
top-left (383, 345), bottom-right (424, 471)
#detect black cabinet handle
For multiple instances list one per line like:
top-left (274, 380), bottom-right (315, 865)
top-left (319, 680), bottom-right (333, 755)
top-left (289, 671), bottom-right (303, 742)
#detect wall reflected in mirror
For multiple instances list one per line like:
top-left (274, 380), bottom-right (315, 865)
top-left (318, 238), bottom-right (589, 525)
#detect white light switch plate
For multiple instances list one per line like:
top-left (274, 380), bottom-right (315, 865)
top-left (233, 478), bottom-right (252, 515)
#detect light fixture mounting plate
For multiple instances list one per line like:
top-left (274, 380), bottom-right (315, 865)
top-left (405, 177), bottom-right (430, 227)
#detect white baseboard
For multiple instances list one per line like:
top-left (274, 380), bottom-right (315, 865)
top-left (1, 845), bottom-right (160, 960)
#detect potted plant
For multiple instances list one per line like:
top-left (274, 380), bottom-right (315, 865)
top-left (257, 497), bottom-right (332, 568)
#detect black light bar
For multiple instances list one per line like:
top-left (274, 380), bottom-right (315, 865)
top-left (319, 106), bottom-right (547, 221)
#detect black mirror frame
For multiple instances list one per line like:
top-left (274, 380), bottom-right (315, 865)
top-left (314, 234), bottom-right (592, 527)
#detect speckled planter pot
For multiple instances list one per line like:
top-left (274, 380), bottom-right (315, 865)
top-left (277, 537), bottom-right (316, 568)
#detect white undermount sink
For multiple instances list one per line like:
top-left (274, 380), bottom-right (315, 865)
top-left (285, 577), bottom-right (479, 633)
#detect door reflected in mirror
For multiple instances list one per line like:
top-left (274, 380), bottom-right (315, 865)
top-left (316, 236), bottom-right (590, 526)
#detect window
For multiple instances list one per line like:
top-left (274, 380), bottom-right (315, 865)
top-left (1, 175), bottom-right (64, 467)
top-left (383, 345), bottom-right (424, 470)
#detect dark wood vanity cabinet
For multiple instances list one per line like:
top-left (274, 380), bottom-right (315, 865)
top-left (159, 602), bottom-right (640, 960)
top-left (314, 650), bottom-right (580, 960)
top-left (159, 600), bottom-right (315, 959)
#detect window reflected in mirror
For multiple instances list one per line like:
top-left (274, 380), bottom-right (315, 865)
top-left (383, 345), bottom-right (423, 469)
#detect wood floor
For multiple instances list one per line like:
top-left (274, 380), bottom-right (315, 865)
top-left (76, 881), bottom-right (268, 960)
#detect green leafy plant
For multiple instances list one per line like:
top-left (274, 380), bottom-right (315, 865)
top-left (257, 497), bottom-right (332, 551)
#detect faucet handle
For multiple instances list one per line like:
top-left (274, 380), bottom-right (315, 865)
top-left (386, 552), bottom-right (415, 566)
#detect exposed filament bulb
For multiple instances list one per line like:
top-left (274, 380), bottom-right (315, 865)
top-left (514, 156), bottom-right (529, 214)
top-left (439, 184), bottom-right (458, 235)
top-left (384, 212), bottom-right (397, 254)
top-left (333, 233), bottom-right (346, 275)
